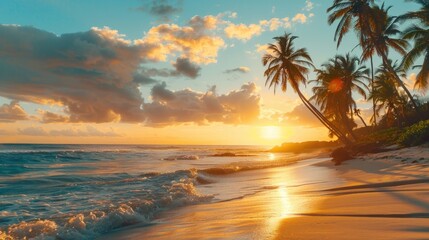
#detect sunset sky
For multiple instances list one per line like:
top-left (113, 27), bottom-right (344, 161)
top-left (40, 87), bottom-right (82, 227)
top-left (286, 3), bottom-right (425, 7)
top-left (0, 0), bottom-right (422, 145)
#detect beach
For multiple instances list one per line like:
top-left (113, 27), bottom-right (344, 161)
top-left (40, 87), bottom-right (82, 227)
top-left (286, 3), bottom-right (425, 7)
top-left (1, 144), bottom-right (428, 239)
top-left (276, 145), bottom-right (429, 240)
top-left (103, 145), bottom-right (429, 240)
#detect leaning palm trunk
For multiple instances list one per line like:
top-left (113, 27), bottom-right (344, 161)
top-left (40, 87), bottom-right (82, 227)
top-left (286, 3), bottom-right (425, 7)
top-left (380, 54), bottom-right (419, 110)
top-left (370, 56), bottom-right (377, 126)
top-left (356, 111), bottom-right (368, 127)
top-left (296, 89), bottom-right (353, 146)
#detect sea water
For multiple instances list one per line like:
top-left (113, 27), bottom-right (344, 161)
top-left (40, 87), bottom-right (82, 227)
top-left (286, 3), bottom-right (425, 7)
top-left (0, 144), bottom-right (312, 239)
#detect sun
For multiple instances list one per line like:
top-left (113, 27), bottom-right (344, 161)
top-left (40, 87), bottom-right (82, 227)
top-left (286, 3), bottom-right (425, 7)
top-left (261, 126), bottom-right (282, 140)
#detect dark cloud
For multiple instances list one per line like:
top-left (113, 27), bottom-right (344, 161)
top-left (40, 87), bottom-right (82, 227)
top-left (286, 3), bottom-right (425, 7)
top-left (136, 0), bottom-right (182, 21)
top-left (133, 72), bottom-right (159, 85)
top-left (0, 101), bottom-right (28, 122)
top-left (0, 25), bottom-right (145, 123)
top-left (224, 67), bottom-right (250, 74)
top-left (172, 57), bottom-right (201, 79)
top-left (283, 104), bottom-right (323, 128)
top-left (142, 82), bottom-right (261, 126)
top-left (18, 126), bottom-right (121, 137)
top-left (0, 24), bottom-right (255, 127)
top-left (139, 57), bottom-right (201, 79)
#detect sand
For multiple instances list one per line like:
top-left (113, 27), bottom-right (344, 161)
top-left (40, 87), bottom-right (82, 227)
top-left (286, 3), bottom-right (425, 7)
top-left (102, 145), bottom-right (429, 239)
top-left (276, 144), bottom-right (429, 240)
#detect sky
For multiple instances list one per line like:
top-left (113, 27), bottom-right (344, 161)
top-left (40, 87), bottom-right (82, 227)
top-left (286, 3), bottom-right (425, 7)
top-left (0, 0), bottom-right (423, 145)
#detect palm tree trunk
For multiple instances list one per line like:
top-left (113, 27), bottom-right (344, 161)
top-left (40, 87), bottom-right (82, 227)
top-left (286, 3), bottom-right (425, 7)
top-left (340, 108), bottom-right (357, 141)
top-left (380, 54), bottom-right (419, 110)
top-left (370, 56), bottom-right (377, 126)
top-left (357, 112), bottom-right (368, 127)
top-left (295, 89), bottom-right (352, 146)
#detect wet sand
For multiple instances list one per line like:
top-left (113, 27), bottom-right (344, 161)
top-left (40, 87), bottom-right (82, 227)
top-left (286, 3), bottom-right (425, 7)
top-left (103, 145), bottom-right (429, 239)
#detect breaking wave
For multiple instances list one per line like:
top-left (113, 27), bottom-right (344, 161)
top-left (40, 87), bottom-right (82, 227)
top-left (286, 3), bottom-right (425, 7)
top-left (0, 169), bottom-right (213, 240)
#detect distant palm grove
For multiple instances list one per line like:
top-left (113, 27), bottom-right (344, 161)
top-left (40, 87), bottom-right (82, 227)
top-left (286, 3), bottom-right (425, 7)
top-left (263, 0), bottom-right (429, 148)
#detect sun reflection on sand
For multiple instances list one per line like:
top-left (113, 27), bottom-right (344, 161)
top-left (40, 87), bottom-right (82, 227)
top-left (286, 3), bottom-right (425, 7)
top-left (278, 186), bottom-right (293, 217)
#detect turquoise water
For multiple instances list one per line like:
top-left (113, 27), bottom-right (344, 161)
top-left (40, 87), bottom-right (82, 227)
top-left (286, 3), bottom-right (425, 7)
top-left (0, 144), bottom-right (306, 239)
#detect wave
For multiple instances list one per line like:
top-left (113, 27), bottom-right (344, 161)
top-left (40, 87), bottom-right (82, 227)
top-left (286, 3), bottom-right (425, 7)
top-left (0, 169), bottom-right (213, 240)
top-left (201, 156), bottom-right (328, 176)
top-left (0, 153), bottom-right (313, 240)
top-left (162, 155), bottom-right (200, 161)
top-left (0, 149), bottom-right (138, 154)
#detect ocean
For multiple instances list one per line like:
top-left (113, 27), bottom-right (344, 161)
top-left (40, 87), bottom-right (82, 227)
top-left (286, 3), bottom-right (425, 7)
top-left (0, 144), bottom-right (329, 239)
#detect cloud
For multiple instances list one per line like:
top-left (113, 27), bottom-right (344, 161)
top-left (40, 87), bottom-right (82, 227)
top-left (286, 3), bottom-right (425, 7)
top-left (256, 44), bottom-right (269, 53)
top-left (255, 44), bottom-right (276, 56)
top-left (303, 0), bottom-right (314, 11)
top-left (225, 17), bottom-right (294, 41)
top-left (0, 101), bottom-right (28, 122)
top-left (38, 110), bottom-right (70, 123)
top-left (283, 104), bottom-right (323, 128)
top-left (0, 25), bottom-right (146, 123)
top-left (224, 23), bottom-right (263, 41)
top-left (142, 82), bottom-right (261, 126)
top-left (133, 72), bottom-right (159, 85)
top-left (138, 57), bottom-right (201, 79)
top-left (224, 67), bottom-right (250, 74)
top-left (18, 126), bottom-right (121, 137)
top-left (18, 126), bottom-right (48, 136)
top-left (136, 15), bottom-right (225, 64)
top-left (292, 13), bottom-right (307, 23)
top-left (136, 0), bottom-right (182, 22)
top-left (172, 57), bottom-right (201, 79)
top-left (259, 17), bottom-right (291, 31)
top-left (228, 12), bottom-right (237, 19)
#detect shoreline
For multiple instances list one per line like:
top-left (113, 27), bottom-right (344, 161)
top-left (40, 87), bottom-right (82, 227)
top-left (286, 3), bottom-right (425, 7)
top-left (275, 144), bottom-right (429, 239)
top-left (99, 145), bottom-right (429, 239)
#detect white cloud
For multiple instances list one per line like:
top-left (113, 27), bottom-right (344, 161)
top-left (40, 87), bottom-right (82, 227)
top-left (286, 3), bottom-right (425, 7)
top-left (136, 15), bottom-right (225, 64)
top-left (303, 0), bottom-right (314, 11)
top-left (292, 13), bottom-right (307, 23)
top-left (224, 23), bottom-right (263, 41)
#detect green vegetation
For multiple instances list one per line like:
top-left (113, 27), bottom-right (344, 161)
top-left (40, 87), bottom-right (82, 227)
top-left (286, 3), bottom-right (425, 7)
top-left (263, 0), bottom-right (429, 155)
top-left (398, 120), bottom-right (429, 146)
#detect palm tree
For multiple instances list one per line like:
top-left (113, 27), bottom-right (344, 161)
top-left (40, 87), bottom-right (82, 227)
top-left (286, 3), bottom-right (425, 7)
top-left (327, 0), bottom-right (378, 125)
top-left (361, 4), bottom-right (419, 110)
top-left (311, 54), bottom-right (369, 139)
top-left (399, 0), bottom-right (429, 24)
top-left (399, 0), bottom-right (429, 92)
top-left (369, 69), bottom-right (407, 127)
top-left (354, 108), bottom-right (368, 127)
top-left (327, 0), bottom-right (375, 47)
top-left (262, 33), bottom-right (352, 145)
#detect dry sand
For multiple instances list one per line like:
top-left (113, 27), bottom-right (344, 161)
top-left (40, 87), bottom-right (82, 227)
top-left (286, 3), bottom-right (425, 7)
top-left (275, 144), bottom-right (429, 240)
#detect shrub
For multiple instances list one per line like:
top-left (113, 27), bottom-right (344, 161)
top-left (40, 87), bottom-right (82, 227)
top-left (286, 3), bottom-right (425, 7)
top-left (398, 120), bottom-right (429, 146)
top-left (355, 126), bottom-right (402, 145)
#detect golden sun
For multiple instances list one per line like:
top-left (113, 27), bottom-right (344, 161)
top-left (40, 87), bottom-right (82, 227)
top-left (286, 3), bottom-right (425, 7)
top-left (261, 126), bottom-right (281, 140)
